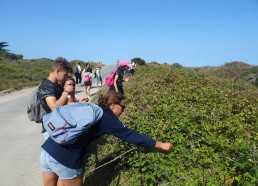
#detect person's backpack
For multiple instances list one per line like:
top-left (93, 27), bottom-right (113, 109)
top-left (74, 66), bottom-right (79, 73)
top-left (105, 70), bottom-right (117, 87)
top-left (84, 73), bottom-right (90, 82)
top-left (43, 102), bottom-right (103, 144)
top-left (27, 86), bottom-right (46, 123)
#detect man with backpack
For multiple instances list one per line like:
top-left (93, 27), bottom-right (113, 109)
top-left (37, 57), bottom-right (73, 135)
top-left (74, 62), bottom-right (82, 87)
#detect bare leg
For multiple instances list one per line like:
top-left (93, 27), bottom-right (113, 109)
top-left (43, 172), bottom-right (58, 186)
top-left (62, 174), bottom-right (83, 186)
top-left (86, 86), bottom-right (91, 97)
top-left (84, 86), bottom-right (87, 96)
top-left (57, 178), bottom-right (63, 186)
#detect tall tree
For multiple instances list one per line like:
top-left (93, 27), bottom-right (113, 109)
top-left (0, 42), bottom-right (9, 52)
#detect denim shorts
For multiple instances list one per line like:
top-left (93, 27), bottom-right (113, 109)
top-left (42, 132), bottom-right (49, 141)
top-left (40, 149), bottom-right (83, 179)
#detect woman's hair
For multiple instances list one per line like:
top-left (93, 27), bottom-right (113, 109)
top-left (59, 76), bottom-right (75, 87)
top-left (65, 76), bottom-right (75, 83)
top-left (51, 57), bottom-right (72, 73)
top-left (98, 91), bottom-right (126, 108)
top-left (117, 66), bottom-right (127, 71)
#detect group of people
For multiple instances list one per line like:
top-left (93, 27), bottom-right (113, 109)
top-left (37, 57), bottom-right (173, 186)
top-left (74, 59), bottom-right (136, 98)
top-left (74, 62), bottom-right (103, 98)
top-left (124, 60), bottom-right (136, 77)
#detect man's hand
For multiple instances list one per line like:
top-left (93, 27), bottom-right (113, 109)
top-left (63, 84), bottom-right (74, 94)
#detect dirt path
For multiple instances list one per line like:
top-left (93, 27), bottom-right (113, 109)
top-left (0, 65), bottom-right (116, 186)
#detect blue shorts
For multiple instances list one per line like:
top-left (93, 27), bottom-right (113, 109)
top-left (96, 76), bottom-right (102, 83)
top-left (40, 149), bottom-right (83, 179)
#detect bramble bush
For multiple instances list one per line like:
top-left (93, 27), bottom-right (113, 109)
top-left (86, 64), bottom-right (258, 185)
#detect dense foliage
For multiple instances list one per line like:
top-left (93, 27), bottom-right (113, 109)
top-left (131, 57), bottom-right (146, 65)
top-left (196, 61), bottom-right (258, 87)
top-left (0, 58), bottom-right (52, 91)
top-left (0, 58), bottom-right (100, 91)
top-left (85, 64), bottom-right (258, 185)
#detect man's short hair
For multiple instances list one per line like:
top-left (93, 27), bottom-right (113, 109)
top-left (51, 57), bottom-right (72, 73)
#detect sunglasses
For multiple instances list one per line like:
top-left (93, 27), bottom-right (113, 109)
top-left (118, 104), bottom-right (126, 110)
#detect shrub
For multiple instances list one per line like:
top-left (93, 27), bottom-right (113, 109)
top-left (86, 65), bottom-right (258, 185)
top-left (131, 57), bottom-right (146, 65)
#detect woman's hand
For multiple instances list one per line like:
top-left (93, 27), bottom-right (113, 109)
top-left (155, 141), bottom-right (173, 152)
top-left (79, 97), bottom-right (89, 102)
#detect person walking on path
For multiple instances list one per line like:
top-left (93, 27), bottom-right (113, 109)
top-left (40, 91), bottom-right (173, 186)
top-left (94, 66), bottom-right (102, 87)
top-left (109, 60), bottom-right (130, 95)
top-left (130, 60), bottom-right (136, 77)
top-left (74, 62), bottom-right (82, 87)
top-left (82, 63), bottom-right (93, 98)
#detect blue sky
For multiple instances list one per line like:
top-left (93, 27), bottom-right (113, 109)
top-left (1, 0), bottom-right (258, 67)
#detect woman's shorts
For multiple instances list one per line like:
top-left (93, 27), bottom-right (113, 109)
top-left (96, 76), bottom-right (102, 83)
top-left (84, 81), bottom-right (92, 86)
top-left (40, 149), bottom-right (83, 179)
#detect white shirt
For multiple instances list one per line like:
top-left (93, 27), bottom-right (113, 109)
top-left (77, 65), bottom-right (81, 73)
top-left (95, 68), bottom-right (101, 77)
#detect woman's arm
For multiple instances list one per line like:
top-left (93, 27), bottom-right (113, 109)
top-left (101, 115), bottom-right (173, 151)
top-left (113, 74), bottom-right (119, 92)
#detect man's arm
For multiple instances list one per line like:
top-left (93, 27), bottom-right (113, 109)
top-left (45, 91), bottom-right (69, 111)
top-left (45, 84), bottom-right (73, 111)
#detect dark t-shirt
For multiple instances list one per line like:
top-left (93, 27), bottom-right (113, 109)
top-left (85, 67), bottom-right (92, 73)
top-left (115, 69), bottom-right (124, 87)
top-left (38, 79), bottom-right (64, 132)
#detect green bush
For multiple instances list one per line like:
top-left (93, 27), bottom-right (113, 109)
top-left (0, 59), bottom-right (52, 91)
top-left (0, 58), bottom-right (104, 91)
top-left (85, 65), bottom-right (258, 185)
top-left (131, 57), bottom-right (146, 65)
